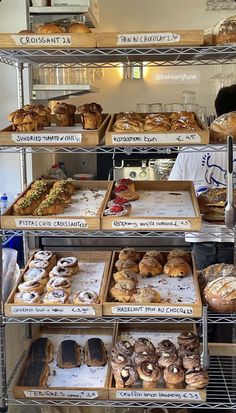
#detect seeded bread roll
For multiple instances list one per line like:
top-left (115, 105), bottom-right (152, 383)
top-left (210, 112), bottom-right (236, 143)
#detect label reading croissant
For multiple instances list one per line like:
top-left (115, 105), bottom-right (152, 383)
top-left (112, 305), bottom-right (194, 316)
top-left (117, 32), bottom-right (181, 45)
top-left (111, 219), bottom-right (191, 230)
top-left (111, 133), bottom-right (201, 144)
top-left (14, 218), bottom-right (88, 229)
top-left (11, 34), bottom-right (72, 47)
top-left (24, 389), bottom-right (98, 398)
top-left (11, 133), bottom-right (82, 144)
top-left (116, 390), bottom-right (202, 401)
top-left (11, 305), bottom-right (96, 316)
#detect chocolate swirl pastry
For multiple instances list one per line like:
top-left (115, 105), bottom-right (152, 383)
top-left (132, 351), bottom-right (157, 367)
top-left (156, 339), bottom-right (177, 356)
top-left (137, 361), bottom-right (161, 389)
top-left (185, 368), bottom-right (209, 389)
top-left (163, 364), bottom-right (185, 389)
top-left (111, 353), bottom-right (131, 371)
top-left (134, 338), bottom-right (155, 354)
top-left (112, 340), bottom-right (134, 357)
top-left (182, 352), bottom-right (201, 370)
top-left (113, 365), bottom-right (138, 388)
top-left (178, 346), bottom-right (200, 358)
top-left (158, 352), bottom-right (182, 369)
top-left (177, 331), bottom-right (200, 350)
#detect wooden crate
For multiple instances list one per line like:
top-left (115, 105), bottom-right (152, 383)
top-left (105, 113), bottom-right (209, 146)
top-left (13, 324), bottom-right (115, 399)
top-left (101, 181), bottom-right (201, 231)
top-left (103, 250), bottom-right (202, 318)
top-left (5, 250), bottom-right (112, 318)
top-left (1, 180), bottom-right (112, 231)
top-left (0, 33), bottom-right (96, 48)
top-left (0, 114), bottom-right (110, 147)
top-left (109, 323), bottom-right (206, 402)
top-left (97, 30), bottom-right (204, 47)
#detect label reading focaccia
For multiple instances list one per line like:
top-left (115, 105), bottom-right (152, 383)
top-left (24, 389), bottom-right (98, 399)
top-left (117, 32), bottom-right (181, 45)
top-left (111, 133), bottom-right (201, 145)
top-left (11, 34), bottom-right (71, 46)
top-left (116, 390), bottom-right (202, 401)
top-left (11, 133), bottom-right (82, 144)
top-left (112, 305), bottom-right (194, 316)
top-left (14, 218), bottom-right (88, 229)
top-left (111, 219), bottom-right (191, 230)
top-left (11, 305), bottom-right (95, 316)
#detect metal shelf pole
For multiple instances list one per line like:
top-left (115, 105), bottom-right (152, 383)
top-left (0, 236), bottom-right (7, 412)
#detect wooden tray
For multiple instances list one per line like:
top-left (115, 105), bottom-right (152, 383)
top-left (101, 181), bottom-right (201, 232)
top-left (0, 114), bottom-right (110, 147)
top-left (13, 324), bottom-right (115, 400)
top-left (105, 113), bottom-right (209, 146)
top-left (97, 30), bottom-right (204, 47)
top-left (1, 180), bottom-right (112, 231)
top-left (5, 250), bottom-right (112, 318)
top-left (109, 323), bottom-right (206, 402)
top-left (103, 250), bottom-right (202, 318)
top-left (0, 33), bottom-right (96, 48)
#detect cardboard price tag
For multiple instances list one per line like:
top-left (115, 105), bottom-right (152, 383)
top-left (117, 32), bottom-right (181, 45)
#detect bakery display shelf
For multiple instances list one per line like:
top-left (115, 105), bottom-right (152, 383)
top-left (2, 45), bottom-right (236, 66)
top-left (32, 84), bottom-right (99, 101)
top-left (7, 355), bottom-right (236, 409)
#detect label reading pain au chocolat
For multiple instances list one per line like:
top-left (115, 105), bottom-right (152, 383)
top-left (117, 32), bottom-right (181, 45)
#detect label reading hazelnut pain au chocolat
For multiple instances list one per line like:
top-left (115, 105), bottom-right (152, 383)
top-left (112, 305), bottom-right (194, 316)
top-left (111, 133), bottom-right (201, 145)
top-left (111, 219), bottom-right (191, 230)
top-left (14, 218), bottom-right (88, 229)
top-left (11, 133), bottom-right (82, 144)
top-left (24, 389), bottom-right (98, 398)
top-left (116, 390), bottom-right (202, 401)
top-left (11, 34), bottom-right (72, 46)
top-left (11, 305), bottom-right (95, 316)
top-left (117, 32), bottom-right (181, 45)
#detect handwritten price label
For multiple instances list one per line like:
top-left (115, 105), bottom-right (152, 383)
top-left (116, 390), bottom-right (202, 401)
top-left (11, 34), bottom-right (72, 46)
top-left (24, 389), bottom-right (98, 398)
top-left (111, 133), bottom-right (201, 145)
top-left (112, 305), bottom-right (194, 316)
top-left (14, 218), bottom-right (88, 229)
top-left (11, 305), bottom-right (95, 316)
top-left (117, 33), bottom-right (181, 45)
top-left (111, 219), bottom-right (191, 230)
top-left (11, 133), bottom-right (82, 144)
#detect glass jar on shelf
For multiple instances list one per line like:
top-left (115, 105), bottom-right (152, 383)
top-left (136, 103), bottom-right (150, 113)
top-left (182, 90), bottom-right (196, 105)
top-left (150, 103), bottom-right (163, 113)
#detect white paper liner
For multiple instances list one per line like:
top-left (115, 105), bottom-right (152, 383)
top-left (42, 332), bottom-right (112, 388)
top-left (57, 188), bottom-right (106, 217)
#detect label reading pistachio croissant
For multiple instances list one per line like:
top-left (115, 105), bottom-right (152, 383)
top-left (14, 218), bottom-right (88, 229)
top-left (117, 32), bottom-right (181, 45)
top-left (11, 34), bottom-right (71, 46)
top-left (116, 390), bottom-right (203, 401)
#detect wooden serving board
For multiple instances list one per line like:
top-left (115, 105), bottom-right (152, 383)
top-left (103, 250), bottom-right (202, 318)
top-left (1, 180), bottom-right (112, 231)
top-left (13, 325), bottom-right (115, 400)
top-left (0, 33), bottom-right (96, 48)
top-left (105, 113), bottom-right (209, 146)
top-left (5, 250), bottom-right (112, 318)
top-left (101, 181), bottom-right (201, 232)
top-left (109, 324), bottom-right (206, 402)
top-left (0, 114), bottom-right (110, 147)
top-left (97, 30), bottom-right (204, 47)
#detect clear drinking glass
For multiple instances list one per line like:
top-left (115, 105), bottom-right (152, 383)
top-left (182, 90), bottom-right (196, 105)
top-left (136, 103), bottom-right (150, 113)
top-left (185, 103), bottom-right (199, 113)
top-left (169, 103), bottom-right (184, 112)
top-left (150, 103), bottom-right (163, 113)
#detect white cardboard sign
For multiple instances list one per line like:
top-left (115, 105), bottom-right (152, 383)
top-left (117, 33), bottom-right (181, 45)
top-left (24, 389), bottom-right (98, 398)
top-left (11, 34), bottom-right (72, 46)
top-left (11, 305), bottom-right (95, 316)
top-left (111, 133), bottom-right (201, 145)
top-left (112, 305), bottom-right (194, 316)
top-left (111, 219), bottom-right (191, 230)
top-left (116, 390), bottom-right (202, 401)
top-left (11, 133), bottom-right (82, 144)
top-left (14, 218), bottom-right (88, 229)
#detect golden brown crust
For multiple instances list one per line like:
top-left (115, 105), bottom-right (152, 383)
top-left (144, 250), bottom-right (164, 264)
top-left (137, 361), bottom-right (160, 388)
top-left (18, 280), bottom-right (44, 295)
top-left (185, 368), bottom-right (209, 389)
top-left (73, 289), bottom-right (99, 304)
top-left (139, 256), bottom-right (163, 277)
top-left (67, 23), bottom-right (91, 33)
top-left (118, 248), bottom-right (141, 262)
top-left (210, 112), bottom-right (236, 143)
top-left (163, 258), bottom-right (191, 277)
top-left (110, 280), bottom-right (137, 302)
top-left (46, 276), bottom-right (71, 295)
top-left (163, 364), bottom-right (185, 389)
top-left (14, 291), bottom-right (41, 304)
top-left (113, 365), bottom-right (138, 388)
top-left (158, 352), bottom-right (182, 369)
top-left (156, 339), bottom-right (177, 356)
top-left (131, 287), bottom-right (161, 303)
top-left (204, 276), bottom-right (236, 313)
top-left (37, 24), bottom-right (64, 34)
top-left (114, 258), bottom-right (139, 273)
top-left (133, 338), bottom-right (155, 354)
top-left (167, 249), bottom-right (191, 265)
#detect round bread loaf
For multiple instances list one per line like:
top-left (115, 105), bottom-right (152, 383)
top-left (199, 263), bottom-right (236, 293)
top-left (204, 276), bottom-right (236, 313)
top-left (210, 112), bottom-right (236, 143)
top-left (213, 15), bottom-right (236, 45)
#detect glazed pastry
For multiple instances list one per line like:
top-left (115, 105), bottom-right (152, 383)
top-left (43, 290), bottom-right (69, 304)
top-left (185, 368), bottom-right (209, 389)
top-left (57, 257), bottom-right (79, 275)
top-left (158, 352), bottom-right (182, 369)
top-left (132, 351), bottom-right (157, 367)
top-left (139, 256), bottom-right (163, 277)
top-left (49, 265), bottom-right (73, 279)
top-left (182, 352), bottom-right (201, 370)
top-left (111, 353), bottom-right (131, 371)
top-left (113, 270), bottom-right (138, 284)
top-left (111, 340), bottom-right (134, 357)
top-left (46, 277), bottom-right (71, 295)
top-left (29, 259), bottom-right (51, 270)
top-left (137, 361), bottom-right (161, 389)
top-left (31, 337), bottom-right (54, 363)
top-left (57, 340), bottom-right (81, 368)
top-left (113, 365), bottom-right (138, 388)
top-left (107, 196), bottom-right (131, 208)
top-left (118, 247), bottom-right (141, 262)
top-left (23, 267), bottom-right (48, 285)
top-left (114, 259), bottom-right (139, 273)
top-left (131, 287), bottom-right (161, 303)
top-left (14, 291), bottom-right (41, 304)
top-left (73, 289), bottom-right (99, 304)
top-left (144, 250), bottom-right (165, 264)
top-left (156, 339), bottom-right (177, 356)
top-left (177, 331), bottom-right (200, 350)
top-left (34, 250), bottom-right (55, 262)
top-left (163, 364), bottom-right (185, 389)
top-left (110, 280), bottom-right (137, 302)
top-left (167, 249), bottom-right (192, 265)
top-left (22, 361), bottom-right (49, 386)
top-left (134, 338), bottom-right (155, 354)
top-left (84, 338), bottom-right (107, 367)
top-left (163, 258), bottom-right (191, 277)
top-left (18, 280), bottom-right (44, 295)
